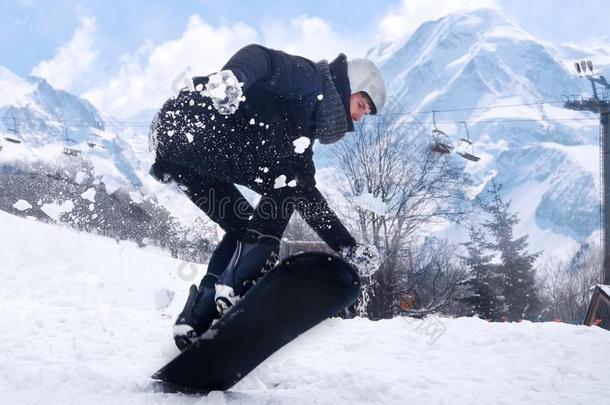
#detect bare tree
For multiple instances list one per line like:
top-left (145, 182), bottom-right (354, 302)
top-left (333, 120), bottom-right (472, 318)
top-left (539, 243), bottom-right (602, 323)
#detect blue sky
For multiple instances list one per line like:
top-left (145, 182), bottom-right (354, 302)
top-left (1, 0), bottom-right (608, 117)
top-left (2, 0), bottom-right (394, 77)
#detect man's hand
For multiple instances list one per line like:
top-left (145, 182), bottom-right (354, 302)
top-left (202, 70), bottom-right (245, 115)
top-left (339, 243), bottom-right (382, 277)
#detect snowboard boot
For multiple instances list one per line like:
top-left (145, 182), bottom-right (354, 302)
top-left (214, 230), bottom-right (281, 315)
top-left (173, 276), bottom-right (220, 352)
top-left (173, 232), bottom-right (239, 351)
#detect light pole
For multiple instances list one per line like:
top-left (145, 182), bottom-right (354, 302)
top-left (564, 60), bottom-right (610, 286)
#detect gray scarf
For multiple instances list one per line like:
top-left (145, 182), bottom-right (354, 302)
top-left (313, 61), bottom-right (349, 144)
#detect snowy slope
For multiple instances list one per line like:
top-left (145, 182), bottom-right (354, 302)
top-left (1, 211), bottom-right (608, 404)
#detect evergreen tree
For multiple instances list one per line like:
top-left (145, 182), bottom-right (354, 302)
top-left (482, 181), bottom-right (541, 321)
top-left (460, 226), bottom-right (502, 320)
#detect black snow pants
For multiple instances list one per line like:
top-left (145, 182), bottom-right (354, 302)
top-left (152, 158), bottom-right (352, 250)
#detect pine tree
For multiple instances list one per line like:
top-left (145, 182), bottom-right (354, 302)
top-left (460, 226), bottom-right (502, 320)
top-left (482, 181), bottom-right (541, 321)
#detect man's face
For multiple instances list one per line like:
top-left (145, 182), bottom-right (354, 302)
top-left (349, 92), bottom-right (372, 122)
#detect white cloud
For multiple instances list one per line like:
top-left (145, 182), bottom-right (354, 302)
top-left (82, 14), bottom-right (366, 118)
top-left (30, 14), bottom-right (99, 92)
top-left (261, 15), bottom-right (367, 62)
top-left (82, 15), bottom-right (258, 118)
top-left (378, 0), bottom-right (498, 42)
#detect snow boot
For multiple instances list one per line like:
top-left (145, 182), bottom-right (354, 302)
top-left (173, 232), bottom-right (239, 351)
top-left (173, 279), bottom-right (219, 352)
top-left (214, 230), bottom-right (280, 315)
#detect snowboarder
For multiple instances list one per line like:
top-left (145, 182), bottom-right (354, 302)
top-left (148, 44), bottom-right (387, 351)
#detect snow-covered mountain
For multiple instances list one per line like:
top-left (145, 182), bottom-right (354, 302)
top-left (367, 8), bottom-right (603, 259)
top-left (0, 67), bottom-right (206, 226)
top-left (0, 65), bottom-right (143, 192)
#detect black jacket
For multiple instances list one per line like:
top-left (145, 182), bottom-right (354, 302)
top-left (188, 44), bottom-right (354, 190)
top-left (152, 45), bottom-right (356, 249)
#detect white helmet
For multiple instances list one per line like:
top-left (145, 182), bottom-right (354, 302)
top-left (347, 58), bottom-right (387, 114)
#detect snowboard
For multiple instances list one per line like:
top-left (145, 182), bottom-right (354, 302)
top-left (151, 252), bottom-right (360, 394)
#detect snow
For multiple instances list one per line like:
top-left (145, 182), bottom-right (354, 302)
top-left (129, 191), bottom-right (145, 204)
top-left (12, 199), bottom-right (32, 211)
top-left (74, 171), bottom-right (87, 185)
top-left (40, 200), bottom-right (75, 222)
top-left (0, 211), bottom-right (609, 404)
top-left (273, 175), bottom-right (287, 189)
top-left (542, 142), bottom-right (599, 176)
top-left (351, 192), bottom-right (390, 216)
top-left (293, 136), bottom-right (311, 154)
top-left (598, 284), bottom-right (610, 297)
top-left (505, 180), bottom-right (580, 262)
top-left (154, 288), bottom-right (175, 311)
top-left (80, 188), bottom-right (96, 202)
top-left (0, 66), bottom-right (36, 107)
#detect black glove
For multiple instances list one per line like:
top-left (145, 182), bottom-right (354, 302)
top-left (339, 243), bottom-right (382, 277)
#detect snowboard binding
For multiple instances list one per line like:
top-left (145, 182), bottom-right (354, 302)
top-left (214, 230), bottom-right (280, 315)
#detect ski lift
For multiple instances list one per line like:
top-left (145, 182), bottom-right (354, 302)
top-left (87, 121), bottom-right (106, 149)
top-left (4, 113), bottom-right (22, 144)
top-left (63, 127), bottom-right (81, 156)
top-left (456, 122), bottom-right (480, 162)
top-left (430, 110), bottom-right (453, 154)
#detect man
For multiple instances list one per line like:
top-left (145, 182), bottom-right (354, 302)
top-left (149, 44), bottom-right (386, 351)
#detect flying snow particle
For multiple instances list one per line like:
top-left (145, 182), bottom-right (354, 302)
top-left (249, 118), bottom-right (256, 125)
top-left (13, 199), bottom-right (32, 211)
top-left (274, 175), bottom-right (287, 189)
top-left (185, 132), bottom-right (194, 143)
top-left (74, 171), bottom-right (87, 184)
top-left (41, 200), bottom-right (75, 222)
top-left (317, 94), bottom-right (324, 100)
top-left (293, 136), bottom-right (311, 154)
top-left (81, 188), bottom-right (96, 202)
top-left (207, 83), bottom-right (227, 99)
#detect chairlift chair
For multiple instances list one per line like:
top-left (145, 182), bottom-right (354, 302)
top-left (88, 122), bottom-right (106, 149)
top-left (456, 122), bottom-right (480, 162)
top-left (63, 147), bottom-right (81, 156)
top-left (63, 128), bottom-right (81, 156)
top-left (4, 136), bottom-right (21, 144)
top-left (5, 114), bottom-right (22, 144)
top-left (87, 141), bottom-right (106, 149)
top-left (430, 110), bottom-right (453, 154)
